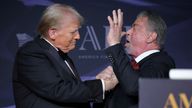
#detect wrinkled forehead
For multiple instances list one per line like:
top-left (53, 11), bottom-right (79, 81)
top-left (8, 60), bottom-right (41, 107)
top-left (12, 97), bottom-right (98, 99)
top-left (134, 16), bottom-right (148, 25)
top-left (132, 16), bottom-right (150, 29)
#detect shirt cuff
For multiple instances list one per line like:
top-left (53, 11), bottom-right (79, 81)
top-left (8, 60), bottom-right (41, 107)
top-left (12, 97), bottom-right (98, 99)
top-left (101, 79), bottom-right (105, 99)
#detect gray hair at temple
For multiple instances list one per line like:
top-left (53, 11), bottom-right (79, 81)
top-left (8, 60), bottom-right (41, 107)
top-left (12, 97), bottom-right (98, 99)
top-left (137, 10), bottom-right (167, 48)
top-left (37, 3), bottom-right (84, 36)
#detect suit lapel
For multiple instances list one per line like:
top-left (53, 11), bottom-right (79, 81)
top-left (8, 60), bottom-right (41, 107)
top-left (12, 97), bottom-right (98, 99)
top-left (57, 50), bottom-right (81, 79)
top-left (35, 37), bottom-right (78, 80)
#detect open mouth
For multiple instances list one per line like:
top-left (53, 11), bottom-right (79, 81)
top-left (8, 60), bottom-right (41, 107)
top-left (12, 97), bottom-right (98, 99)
top-left (126, 39), bottom-right (130, 43)
top-left (121, 35), bottom-right (129, 45)
top-left (124, 38), bottom-right (130, 48)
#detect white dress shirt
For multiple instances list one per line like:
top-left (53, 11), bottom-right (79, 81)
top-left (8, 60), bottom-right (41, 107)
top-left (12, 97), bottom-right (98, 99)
top-left (135, 50), bottom-right (160, 63)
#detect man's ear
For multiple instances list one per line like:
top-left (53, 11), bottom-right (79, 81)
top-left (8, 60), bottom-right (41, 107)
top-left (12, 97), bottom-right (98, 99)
top-left (147, 32), bottom-right (157, 43)
top-left (48, 28), bottom-right (57, 39)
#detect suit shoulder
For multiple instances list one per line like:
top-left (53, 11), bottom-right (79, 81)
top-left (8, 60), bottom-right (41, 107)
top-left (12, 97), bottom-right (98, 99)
top-left (17, 40), bottom-right (37, 52)
top-left (16, 37), bottom-right (46, 57)
top-left (153, 51), bottom-right (174, 61)
top-left (148, 51), bottom-right (176, 67)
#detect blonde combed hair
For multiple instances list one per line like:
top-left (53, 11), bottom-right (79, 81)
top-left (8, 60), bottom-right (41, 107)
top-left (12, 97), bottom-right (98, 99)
top-left (37, 3), bottom-right (84, 36)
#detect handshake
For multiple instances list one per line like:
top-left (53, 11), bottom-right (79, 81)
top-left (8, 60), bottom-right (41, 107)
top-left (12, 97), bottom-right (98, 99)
top-left (96, 66), bottom-right (119, 91)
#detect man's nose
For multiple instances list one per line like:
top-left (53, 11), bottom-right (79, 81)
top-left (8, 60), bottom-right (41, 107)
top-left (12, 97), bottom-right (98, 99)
top-left (75, 32), bottom-right (80, 40)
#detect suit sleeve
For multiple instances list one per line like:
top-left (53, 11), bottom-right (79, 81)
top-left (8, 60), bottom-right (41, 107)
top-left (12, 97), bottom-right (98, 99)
top-left (15, 47), bottom-right (103, 103)
top-left (105, 44), bottom-right (173, 96)
top-left (105, 44), bottom-right (139, 96)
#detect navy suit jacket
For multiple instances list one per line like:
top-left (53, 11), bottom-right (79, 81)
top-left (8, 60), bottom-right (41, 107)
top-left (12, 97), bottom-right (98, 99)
top-left (13, 36), bottom-right (103, 108)
top-left (103, 44), bottom-right (175, 108)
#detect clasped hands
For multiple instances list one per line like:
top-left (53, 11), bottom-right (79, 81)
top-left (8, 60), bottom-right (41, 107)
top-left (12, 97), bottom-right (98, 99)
top-left (96, 66), bottom-right (118, 91)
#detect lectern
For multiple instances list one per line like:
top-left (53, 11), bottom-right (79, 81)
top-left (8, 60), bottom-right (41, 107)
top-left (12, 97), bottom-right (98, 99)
top-left (139, 79), bottom-right (192, 108)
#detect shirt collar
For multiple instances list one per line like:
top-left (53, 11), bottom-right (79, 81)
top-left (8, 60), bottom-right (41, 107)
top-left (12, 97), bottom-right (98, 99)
top-left (41, 36), bottom-right (59, 51)
top-left (135, 50), bottom-right (160, 63)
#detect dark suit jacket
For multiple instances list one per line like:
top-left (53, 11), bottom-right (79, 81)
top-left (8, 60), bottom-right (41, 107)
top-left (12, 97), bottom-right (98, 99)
top-left (13, 36), bottom-right (103, 108)
top-left (103, 44), bottom-right (175, 108)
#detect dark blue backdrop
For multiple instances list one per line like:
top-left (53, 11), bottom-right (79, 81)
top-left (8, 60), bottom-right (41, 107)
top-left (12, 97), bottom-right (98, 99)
top-left (1, 0), bottom-right (192, 107)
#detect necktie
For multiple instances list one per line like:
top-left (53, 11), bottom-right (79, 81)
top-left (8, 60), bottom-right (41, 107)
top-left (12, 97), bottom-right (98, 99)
top-left (130, 59), bottom-right (139, 70)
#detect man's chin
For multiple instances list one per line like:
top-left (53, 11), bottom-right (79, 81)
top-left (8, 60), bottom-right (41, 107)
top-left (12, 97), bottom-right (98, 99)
top-left (68, 46), bottom-right (76, 51)
top-left (124, 47), bottom-right (130, 54)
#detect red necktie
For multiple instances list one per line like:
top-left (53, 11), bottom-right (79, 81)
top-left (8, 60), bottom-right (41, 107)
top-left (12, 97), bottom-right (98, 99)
top-left (130, 59), bottom-right (139, 70)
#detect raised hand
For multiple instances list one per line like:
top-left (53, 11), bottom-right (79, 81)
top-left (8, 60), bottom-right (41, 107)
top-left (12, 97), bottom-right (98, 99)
top-left (107, 9), bottom-right (125, 46)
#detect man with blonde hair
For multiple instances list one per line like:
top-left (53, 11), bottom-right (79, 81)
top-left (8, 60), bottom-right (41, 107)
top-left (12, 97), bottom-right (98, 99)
top-left (13, 4), bottom-right (117, 108)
